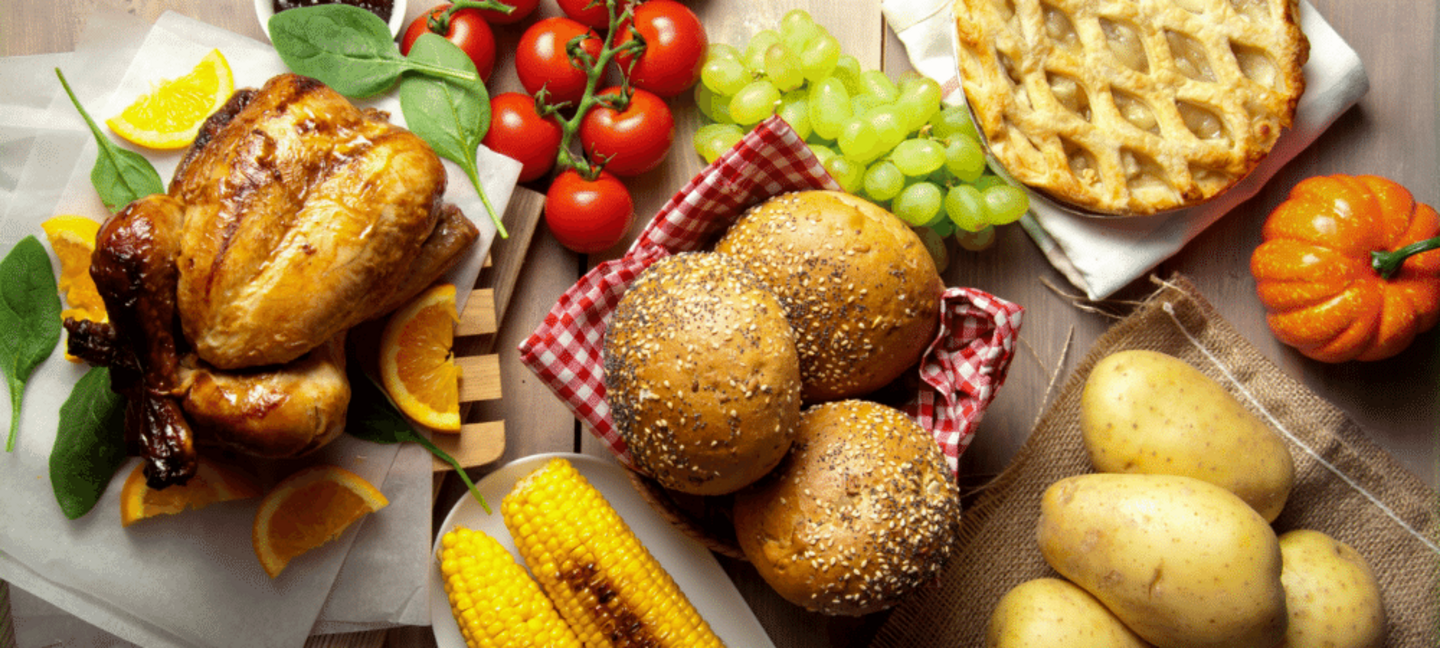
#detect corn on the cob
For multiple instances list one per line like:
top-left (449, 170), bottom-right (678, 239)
top-left (437, 526), bottom-right (584, 648)
top-left (501, 457), bottom-right (727, 648)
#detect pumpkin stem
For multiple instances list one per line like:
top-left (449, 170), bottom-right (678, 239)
top-left (1372, 235), bottom-right (1440, 279)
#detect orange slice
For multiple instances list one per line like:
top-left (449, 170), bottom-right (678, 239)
top-left (119, 457), bottom-right (261, 527)
top-left (105, 49), bottom-right (234, 150)
top-left (41, 214), bottom-right (108, 328)
top-left (252, 464), bottom-right (389, 579)
top-left (379, 283), bottom-right (461, 432)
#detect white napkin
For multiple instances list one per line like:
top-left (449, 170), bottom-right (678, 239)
top-left (881, 0), bottom-right (1369, 299)
top-left (0, 7), bottom-right (520, 648)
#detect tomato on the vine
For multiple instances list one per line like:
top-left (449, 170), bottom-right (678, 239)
top-left (483, 93), bottom-right (563, 183)
top-left (474, 0), bottom-right (538, 24)
top-left (556, 0), bottom-right (631, 30)
top-left (401, 5), bottom-right (497, 83)
top-left (614, 0), bottom-right (707, 98)
top-left (515, 17), bottom-right (602, 106)
top-left (545, 169), bottom-right (634, 253)
top-left (578, 87), bottom-right (674, 177)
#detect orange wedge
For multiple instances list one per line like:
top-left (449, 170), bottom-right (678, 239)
top-left (252, 464), bottom-right (389, 579)
top-left (379, 283), bottom-right (461, 432)
top-left (119, 457), bottom-right (261, 527)
top-left (41, 214), bottom-right (108, 328)
top-left (105, 49), bottom-right (233, 150)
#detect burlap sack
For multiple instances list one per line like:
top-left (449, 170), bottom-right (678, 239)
top-left (870, 274), bottom-right (1439, 648)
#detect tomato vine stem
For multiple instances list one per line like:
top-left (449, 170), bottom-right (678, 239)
top-left (430, 0), bottom-right (515, 32)
top-left (535, 0), bottom-right (644, 181)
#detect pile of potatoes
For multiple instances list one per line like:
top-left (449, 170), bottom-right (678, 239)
top-left (988, 350), bottom-right (1386, 648)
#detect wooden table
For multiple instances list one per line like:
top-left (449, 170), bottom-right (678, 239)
top-left (4, 1), bottom-right (1436, 647)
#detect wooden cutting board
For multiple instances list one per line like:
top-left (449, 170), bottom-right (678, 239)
top-left (428, 185), bottom-right (546, 472)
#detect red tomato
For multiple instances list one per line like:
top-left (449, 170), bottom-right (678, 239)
top-left (474, 0), bottom-right (538, 25)
top-left (614, 0), bottom-right (707, 97)
top-left (578, 87), bottom-right (674, 176)
top-left (556, 0), bottom-right (631, 30)
top-left (545, 169), bottom-right (634, 253)
top-left (400, 6), bottom-right (497, 83)
top-left (515, 17), bottom-right (602, 106)
top-left (483, 93), bottom-right (563, 183)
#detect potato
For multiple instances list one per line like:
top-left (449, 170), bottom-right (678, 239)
top-left (1038, 473), bottom-right (1287, 648)
top-left (1080, 349), bottom-right (1295, 522)
top-left (1278, 530), bottom-right (1385, 648)
top-left (987, 577), bottom-right (1154, 648)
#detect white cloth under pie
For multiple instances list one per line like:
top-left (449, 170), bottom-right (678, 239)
top-left (883, 0), bottom-right (1368, 299)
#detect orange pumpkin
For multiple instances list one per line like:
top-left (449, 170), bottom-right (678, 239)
top-left (1250, 174), bottom-right (1440, 363)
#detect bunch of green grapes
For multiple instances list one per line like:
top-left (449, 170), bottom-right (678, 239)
top-left (690, 9), bottom-right (1029, 245)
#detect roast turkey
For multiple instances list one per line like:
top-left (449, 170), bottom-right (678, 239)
top-left (69, 74), bottom-right (478, 488)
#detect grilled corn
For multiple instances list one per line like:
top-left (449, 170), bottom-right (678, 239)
top-left (501, 457), bottom-right (726, 648)
top-left (437, 526), bottom-right (583, 648)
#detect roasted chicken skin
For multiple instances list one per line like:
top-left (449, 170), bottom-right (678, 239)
top-left (73, 74), bottom-right (478, 487)
top-left (171, 73), bottom-right (450, 370)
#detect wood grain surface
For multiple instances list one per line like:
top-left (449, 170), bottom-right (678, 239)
top-left (2, 1), bottom-right (1436, 648)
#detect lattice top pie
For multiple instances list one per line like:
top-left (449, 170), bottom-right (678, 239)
top-left (954, 0), bottom-right (1309, 215)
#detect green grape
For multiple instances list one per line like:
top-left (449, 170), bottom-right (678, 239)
top-left (744, 30), bottom-right (782, 75)
top-left (693, 123), bottom-right (745, 163)
top-left (807, 77), bottom-right (852, 141)
top-left (859, 70), bottom-right (899, 102)
top-left (930, 216), bottom-right (956, 237)
top-left (779, 8), bottom-right (814, 35)
top-left (892, 181), bottom-right (945, 227)
top-left (776, 90), bottom-right (812, 139)
top-left (837, 118), bottom-right (886, 163)
top-left (865, 105), bottom-right (908, 152)
top-left (809, 143), bottom-right (838, 167)
top-left (944, 184), bottom-right (987, 232)
top-left (800, 34), bottom-right (842, 83)
top-left (892, 138), bottom-right (946, 177)
top-left (912, 225), bottom-right (950, 274)
top-left (955, 225), bottom-right (996, 251)
top-left (764, 43), bottom-right (805, 92)
top-left (730, 79), bottom-right (781, 125)
top-left (972, 173), bottom-right (1007, 191)
top-left (929, 104), bottom-right (979, 140)
top-left (694, 84), bottom-right (734, 124)
top-left (832, 54), bottom-right (864, 95)
top-left (850, 93), bottom-right (884, 117)
top-left (896, 76), bottom-right (942, 132)
top-left (863, 160), bottom-right (905, 201)
top-left (982, 184), bottom-right (1030, 224)
top-left (806, 143), bottom-right (840, 169)
top-left (780, 19), bottom-right (823, 56)
top-left (824, 155), bottom-right (864, 193)
top-left (706, 43), bottom-right (742, 63)
top-left (944, 135), bottom-right (986, 182)
top-left (701, 57), bottom-right (749, 96)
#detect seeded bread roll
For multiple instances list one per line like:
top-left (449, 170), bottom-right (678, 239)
top-left (733, 400), bottom-right (960, 616)
top-left (714, 190), bottom-right (943, 401)
top-left (603, 252), bottom-right (802, 496)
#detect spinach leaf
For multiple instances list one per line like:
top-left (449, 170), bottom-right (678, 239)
top-left (1, 236), bottom-right (63, 452)
top-left (346, 361), bottom-right (491, 514)
top-left (268, 4), bottom-right (477, 99)
top-left (49, 367), bottom-right (126, 519)
top-left (55, 69), bottom-right (164, 213)
top-left (398, 33), bottom-right (507, 238)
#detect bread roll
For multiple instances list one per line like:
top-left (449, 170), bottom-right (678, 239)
top-left (603, 252), bottom-right (802, 495)
top-left (733, 400), bottom-right (960, 616)
top-left (714, 190), bottom-right (942, 401)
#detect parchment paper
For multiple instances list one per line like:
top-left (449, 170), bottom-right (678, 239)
top-left (0, 8), bottom-right (521, 648)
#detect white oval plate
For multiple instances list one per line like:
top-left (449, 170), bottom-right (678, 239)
top-left (429, 452), bottom-right (777, 648)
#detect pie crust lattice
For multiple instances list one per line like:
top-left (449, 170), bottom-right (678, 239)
top-left (954, 0), bottom-right (1309, 216)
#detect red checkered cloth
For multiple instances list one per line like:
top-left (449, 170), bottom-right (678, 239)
top-left (518, 116), bottom-right (1024, 476)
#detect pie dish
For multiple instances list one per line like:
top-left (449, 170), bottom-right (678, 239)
top-left (953, 0), bottom-right (1309, 216)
